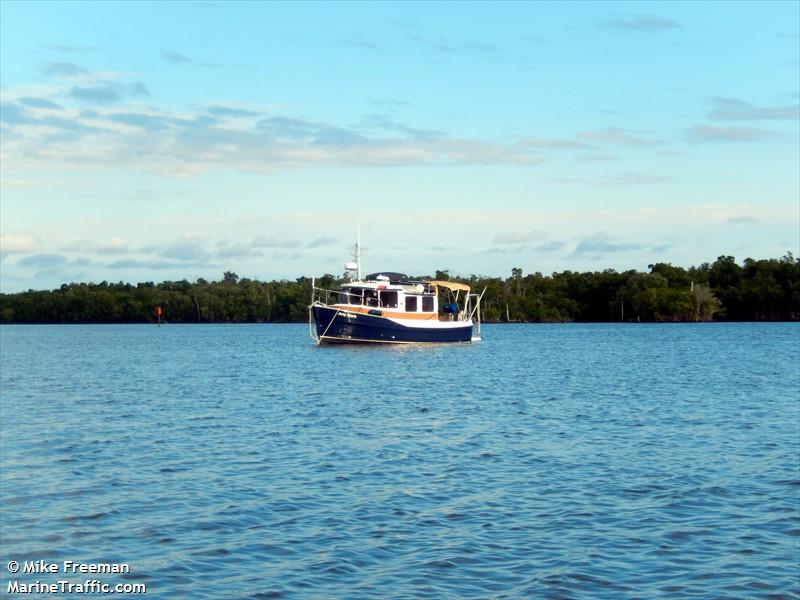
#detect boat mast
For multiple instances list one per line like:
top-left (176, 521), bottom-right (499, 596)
top-left (355, 225), bottom-right (362, 281)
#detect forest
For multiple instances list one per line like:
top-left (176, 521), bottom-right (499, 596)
top-left (0, 254), bottom-right (797, 324)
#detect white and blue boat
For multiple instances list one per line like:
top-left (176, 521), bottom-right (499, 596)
top-left (309, 241), bottom-right (483, 345)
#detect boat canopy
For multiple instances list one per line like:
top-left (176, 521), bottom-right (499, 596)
top-left (426, 280), bottom-right (471, 293)
top-left (365, 272), bottom-right (409, 282)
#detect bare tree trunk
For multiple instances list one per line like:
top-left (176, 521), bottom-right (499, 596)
top-left (192, 295), bottom-right (201, 322)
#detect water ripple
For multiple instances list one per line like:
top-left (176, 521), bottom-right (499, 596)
top-left (1, 323), bottom-right (798, 598)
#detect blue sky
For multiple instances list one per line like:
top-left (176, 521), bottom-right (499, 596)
top-left (1, 1), bottom-right (798, 291)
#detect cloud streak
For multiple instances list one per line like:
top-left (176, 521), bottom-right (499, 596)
top-left (686, 125), bottom-right (777, 143)
top-left (17, 97), bottom-right (63, 109)
top-left (162, 51), bottom-right (192, 64)
top-left (159, 50), bottom-right (246, 69)
top-left (45, 45), bottom-right (96, 54)
top-left (572, 232), bottom-right (642, 256)
top-left (577, 127), bottom-right (662, 146)
top-left (709, 97), bottom-right (800, 121)
top-left (1, 93), bottom-right (548, 174)
top-left (547, 172), bottom-right (671, 186)
top-left (306, 236), bottom-right (339, 249)
top-left (603, 14), bottom-right (681, 32)
top-left (41, 61), bottom-right (88, 77)
top-left (726, 215), bottom-right (760, 225)
top-left (409, 35), bottom-right (502, 58)
top-left (68, 81), bottom-right (150, 104)
top-left (16, 253), bottom-right (70, 268)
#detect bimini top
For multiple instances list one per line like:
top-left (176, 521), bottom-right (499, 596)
top-left (365, 272), bottom-right (409, 283)
top-left (361, 272), bottom-right (471, 293)
top-left (426, 280), bottom-right (471, 293)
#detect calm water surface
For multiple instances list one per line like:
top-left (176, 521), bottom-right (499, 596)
top-left (1, 323), bottom-right (798, 599)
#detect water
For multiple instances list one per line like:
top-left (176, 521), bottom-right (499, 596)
top-left (1, 323), bottom-right (798, 599)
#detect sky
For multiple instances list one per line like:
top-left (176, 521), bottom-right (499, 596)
top-left (0, 0), bottom-right (798, 292)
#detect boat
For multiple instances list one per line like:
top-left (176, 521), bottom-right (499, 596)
top-left (308, 239), bottom-right (484, 345)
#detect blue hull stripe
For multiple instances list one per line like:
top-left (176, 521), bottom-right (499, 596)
top-left (313, 306), bottom-right (472, 344)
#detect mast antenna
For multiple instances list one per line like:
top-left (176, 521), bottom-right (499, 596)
top-left (344, 226), bottom-right (361, 282)
top-left (356, 225), bottom-right (362, 281)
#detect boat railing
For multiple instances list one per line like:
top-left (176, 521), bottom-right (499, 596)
top-left (310, 285), bottom-right (365, 307)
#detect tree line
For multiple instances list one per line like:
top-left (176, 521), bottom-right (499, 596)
top-left (0, 254), bottom-right (797, 324)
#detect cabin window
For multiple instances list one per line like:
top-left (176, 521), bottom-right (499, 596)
top-left (349, 288), bottom-right (362, 305)
top-left (338, 288), bottom-right (351, 303)
top-left (380, 291), bottom-right (398, 308)
top-left (405, 296), bottom-right (417, 312)
top-left (364, 290), bottom-right (378, 307)
top-left (422, 296), bottom-right (434, 312)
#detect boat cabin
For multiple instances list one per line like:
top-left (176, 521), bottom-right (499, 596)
top-left (330, 273), bottom-right (468, 320)
top-left (337, 281), bottom-right (438, 313)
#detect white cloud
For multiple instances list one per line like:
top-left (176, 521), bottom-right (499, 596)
top-left (1, 86), bottom-right (551, 175)
top-left (97, 237), bottom-right (130, 254)
top-left (0, 232), bottom-right (40, 254)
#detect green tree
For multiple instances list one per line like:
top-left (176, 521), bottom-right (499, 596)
top-left (616, 272), bottom-right (668, 322)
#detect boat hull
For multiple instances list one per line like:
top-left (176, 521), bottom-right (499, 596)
top-left (312, 305), bottom-right (473, 344)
